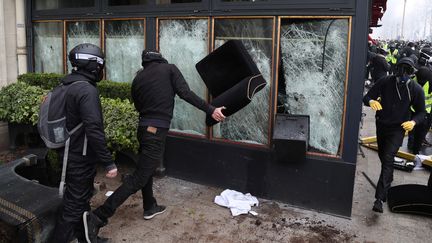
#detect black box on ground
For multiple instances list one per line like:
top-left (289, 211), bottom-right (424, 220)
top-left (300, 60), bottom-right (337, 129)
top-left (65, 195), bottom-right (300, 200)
top-left (273, 114), bottom-right (309, 163)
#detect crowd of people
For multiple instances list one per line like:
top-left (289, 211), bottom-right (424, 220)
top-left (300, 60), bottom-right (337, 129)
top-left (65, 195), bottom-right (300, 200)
top-left (364, 39), bottom-right (432, 213)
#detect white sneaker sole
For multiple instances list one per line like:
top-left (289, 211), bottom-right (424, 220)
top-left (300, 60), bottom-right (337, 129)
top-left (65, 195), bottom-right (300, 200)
top-left (83, 211), bottom-right (91, 243)
top-left (143, 208), bottom-right (166, 220)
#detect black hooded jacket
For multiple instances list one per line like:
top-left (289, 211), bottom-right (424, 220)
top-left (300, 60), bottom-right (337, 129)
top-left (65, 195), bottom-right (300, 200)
top-left (61, 70), bottom-right (115, 170)
top-left (363, 75), bottom-right (426, 126)
top-left (132, 54), bottom-right (215, 127)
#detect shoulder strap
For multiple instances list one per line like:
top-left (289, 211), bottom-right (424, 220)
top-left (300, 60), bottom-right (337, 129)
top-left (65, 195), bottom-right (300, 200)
top-left (59, 138), bottom-right (70, 197)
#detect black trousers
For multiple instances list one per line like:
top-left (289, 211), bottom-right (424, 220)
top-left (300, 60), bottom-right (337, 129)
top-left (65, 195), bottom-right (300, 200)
top-left (408, 113), bottom-right (431, 154)
top-left (375, 123), bottom-right (405, 201)
top-left (94, 126), bottom-right (168, 223)
top-left (52, 158), bottom-right (96, 243)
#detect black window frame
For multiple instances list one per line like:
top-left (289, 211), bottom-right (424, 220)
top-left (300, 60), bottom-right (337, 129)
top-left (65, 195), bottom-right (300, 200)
top-left (102, 0), bottom-right (210, 14)
top-left (32, 0), bottom-right (101, 18)
top-left (211, 0), bottom-right (356, 14)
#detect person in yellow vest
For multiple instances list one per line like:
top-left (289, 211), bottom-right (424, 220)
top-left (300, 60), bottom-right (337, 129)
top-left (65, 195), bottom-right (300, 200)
top-left (386, 44), bottom-right (399, 74)
top-left (408, 58), bottom-right (432, 154)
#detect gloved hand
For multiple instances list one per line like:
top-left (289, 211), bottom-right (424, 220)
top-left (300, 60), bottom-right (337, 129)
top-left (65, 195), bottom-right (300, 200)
top-left (401, 120), bottom-right (416, 132)
top-left (369, 100), bottom-right (382, 111)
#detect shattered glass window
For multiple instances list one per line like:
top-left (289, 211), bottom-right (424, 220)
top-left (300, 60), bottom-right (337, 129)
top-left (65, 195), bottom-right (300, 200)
top-left (66, 21), bottom-right (100, 73)
top-left (278, 18), bottom-right (349, 155)
top-left (34, 22), bottom-right (63, 74)
top-left (213, 18), bottom-right (273, 145)
top-left (159, 19), bottom-right (209, 136)
top-left (105, 20), bottom-right (145, 82)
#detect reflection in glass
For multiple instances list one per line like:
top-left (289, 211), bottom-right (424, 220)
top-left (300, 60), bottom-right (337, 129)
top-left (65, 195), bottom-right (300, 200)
top-left (159, 19), bottom-right (208, 135)
top-left (109, 0), bottom-right (148, 5)
top-left (66, 21), bottom-right (100, 73)
top-left (213, 18), bottom-right (273, 145)
top-left (35, 0), bottom-right (95, 10)
top-left (105, 20), bottom-right (144, 82)
top-left (34, 22), bottom-right (63, 74)
top-left (156, 0), bottom-right (201, 4)
top-left (279, 18), bottom-right (349, 155)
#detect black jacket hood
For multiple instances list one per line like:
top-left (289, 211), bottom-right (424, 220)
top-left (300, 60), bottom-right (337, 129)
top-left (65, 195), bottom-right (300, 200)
top-left (141, 51), bottom-right (168, 68)
top-left (62, 70), bottom-right (97, 86)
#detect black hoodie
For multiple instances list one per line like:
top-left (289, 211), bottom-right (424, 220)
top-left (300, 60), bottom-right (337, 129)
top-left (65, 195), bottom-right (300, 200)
top-left (363, 75), bottom-right (426, 126)
top-left (132, 54), bottom-right (215, 127)
top-left (61, 70), bottom-right (115, 170)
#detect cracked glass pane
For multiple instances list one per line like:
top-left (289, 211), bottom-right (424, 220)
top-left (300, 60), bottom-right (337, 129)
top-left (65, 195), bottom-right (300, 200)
top-left (66, 21), bottom-right (100, 73)
top-left (159, 19), bottom-right (209, 136)
top-left (279, 18), bottom-right (349, 155)
top-left (34, 22), bottom-right (63, 74)
top-left (213, 18), bottom-right (273, 145)
top-left (105, 20), bottom-right (144, 82)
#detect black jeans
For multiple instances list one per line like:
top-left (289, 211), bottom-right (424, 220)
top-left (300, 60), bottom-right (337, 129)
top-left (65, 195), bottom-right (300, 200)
top-left (94, 126), bottom-right (168, 223)
top-left (375, 123), bottom-right (405, 201)
top-left (52, 157), bottom-right (96, 243)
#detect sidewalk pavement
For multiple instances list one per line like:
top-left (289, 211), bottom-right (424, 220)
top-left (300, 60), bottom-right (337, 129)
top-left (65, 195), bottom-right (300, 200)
top-left (90, 106), bottom-right (432, 243)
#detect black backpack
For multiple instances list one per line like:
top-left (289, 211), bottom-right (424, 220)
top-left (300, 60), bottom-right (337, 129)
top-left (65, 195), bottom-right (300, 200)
top-left (38, 81), bottom-right (88, 197)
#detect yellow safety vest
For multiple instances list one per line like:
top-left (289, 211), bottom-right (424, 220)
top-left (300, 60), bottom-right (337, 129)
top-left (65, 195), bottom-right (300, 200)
top-left (424, 81), bottom-right (432, 113)
top-left (412, 77), bottom-right (432, 113)
top-left (386, 49), bottom-right (398, 64)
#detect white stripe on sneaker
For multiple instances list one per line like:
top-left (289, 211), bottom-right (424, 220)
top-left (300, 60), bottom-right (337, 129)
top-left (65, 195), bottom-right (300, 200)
top-left (143, 208), bottom-right (166, 220)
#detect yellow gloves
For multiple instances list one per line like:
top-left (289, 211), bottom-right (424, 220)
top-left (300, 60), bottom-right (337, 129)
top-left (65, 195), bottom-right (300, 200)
top-left (401, 121), bottom-right (416, 132)
top-left (369, 100), bottom-right (382, 111)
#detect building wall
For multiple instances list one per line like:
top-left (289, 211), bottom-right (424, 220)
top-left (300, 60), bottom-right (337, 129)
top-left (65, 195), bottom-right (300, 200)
top-left (0, 0), bottom-right (26, 150)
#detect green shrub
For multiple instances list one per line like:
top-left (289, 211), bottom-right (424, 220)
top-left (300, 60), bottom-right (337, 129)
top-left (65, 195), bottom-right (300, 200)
top-left (18, 73), bottom-right (132, 100)
top-left (0, 77), bottom-right (138, 153)
top-left (98, 80), bottom-right (132, 101)
top-left (101, 97), bottom-right (139, 153)
top-left (18, 73), bottom-right (64, 90)
top-left (0, 82), bottom-right (47, 125)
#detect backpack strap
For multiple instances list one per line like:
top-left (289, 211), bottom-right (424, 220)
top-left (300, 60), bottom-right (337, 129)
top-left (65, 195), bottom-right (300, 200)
top-left (58, 81), bottom-right (90, 197)
top-left (59, 137), bottom-right (70, 197)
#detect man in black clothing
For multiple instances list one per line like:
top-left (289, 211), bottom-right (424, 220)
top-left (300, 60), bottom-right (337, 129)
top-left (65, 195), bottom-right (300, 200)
top-left (52, 43), bottom-right (118, 243)
top-left (363, 57), bottom-right (426, 213)
top-left (399, 42), bottom-right (416, 59)
top-left (83, 50), bottom-right (226, 242)
top-left (370, 48), bottom-right (390, 84)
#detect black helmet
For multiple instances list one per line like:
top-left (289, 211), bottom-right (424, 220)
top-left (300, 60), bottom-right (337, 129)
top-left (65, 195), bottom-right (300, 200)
top-left (396, 57), bottom-right (416, 77)
top-left (68, 43), bottom-right (105, 81)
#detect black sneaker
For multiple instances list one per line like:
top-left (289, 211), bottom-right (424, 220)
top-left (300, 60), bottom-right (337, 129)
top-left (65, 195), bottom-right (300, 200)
top-left (143, 205), bottom-right (166, 220)
top-left (372, 199), bottom-right (383, 213)
top-left (83, 211), bottom-right (104, 243)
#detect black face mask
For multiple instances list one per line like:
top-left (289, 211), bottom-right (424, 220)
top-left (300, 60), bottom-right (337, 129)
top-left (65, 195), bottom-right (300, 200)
top-left (84, 61), bottom-right (104, 82)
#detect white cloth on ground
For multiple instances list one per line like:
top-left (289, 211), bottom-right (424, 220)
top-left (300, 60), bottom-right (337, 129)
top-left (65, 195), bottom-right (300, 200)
top-left (414, 155), bottom-right (429, 171)
top-left (214, 189), bottom-right (259, 216)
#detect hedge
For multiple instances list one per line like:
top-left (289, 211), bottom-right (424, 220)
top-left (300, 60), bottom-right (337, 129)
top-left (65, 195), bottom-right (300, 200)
top-left (18, 73), bottom-right (132, 101)
top-left (18, 73), bottom-right (63, 90)
top-left (0, 81), bottom-right (139, 153)
top-left (101, 97), bottom-right (139, 153)
top-left (0, 82), bottom-right (47, 125)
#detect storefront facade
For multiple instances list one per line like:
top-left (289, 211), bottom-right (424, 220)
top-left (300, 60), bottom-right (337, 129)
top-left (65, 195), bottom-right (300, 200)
top-left (28, 0), bottom-right (369, 217)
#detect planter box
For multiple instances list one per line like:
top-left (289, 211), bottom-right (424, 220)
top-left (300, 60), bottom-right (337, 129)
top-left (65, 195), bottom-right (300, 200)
top-left (8, 123), bottom-right (43, 150)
